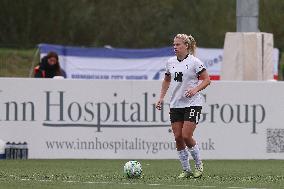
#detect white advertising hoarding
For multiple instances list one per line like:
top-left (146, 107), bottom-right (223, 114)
top-left (0, 78), bottom-right (283, 159)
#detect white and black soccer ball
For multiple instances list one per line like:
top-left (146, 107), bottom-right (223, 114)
top-left (123, 160), bottom-right (142, 178)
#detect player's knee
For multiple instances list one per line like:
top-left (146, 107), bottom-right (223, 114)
top-left (182, 135), bottom-right (192, 142)
top-left (174, 135), bottom-right (183, 144)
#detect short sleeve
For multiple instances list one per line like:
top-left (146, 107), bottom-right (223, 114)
top-left (165, 60), bottom-right (171, 76)
top-left (195, 58), bottom-right (206, 75)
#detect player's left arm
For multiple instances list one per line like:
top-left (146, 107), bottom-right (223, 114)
top-left (196, 69), bottom-right (211, 91)
top-left (185, 69), bottom-right (211, 97)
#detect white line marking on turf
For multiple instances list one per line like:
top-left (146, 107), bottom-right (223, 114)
top-left (227, 187), bottom-right (267, 189)
top-left (80, 181), bottom-right (216, 188)
top-left (195, 186), bottom-right (216, 188)
top-left (20, 179), bottom-right (30, 181)
top-left (38, 179), bottom-right (52, 182)
top-left (15, 178), bottom-right (269, 189)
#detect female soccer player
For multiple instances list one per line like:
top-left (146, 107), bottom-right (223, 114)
top-left (156, 34), bottom-right (211, 178)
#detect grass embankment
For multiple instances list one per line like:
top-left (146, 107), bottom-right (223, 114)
top-left (0, 48), bottom-right (38, 77)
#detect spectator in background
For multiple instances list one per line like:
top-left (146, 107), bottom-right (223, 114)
top-left (34, 51), bottom-right (66, 78)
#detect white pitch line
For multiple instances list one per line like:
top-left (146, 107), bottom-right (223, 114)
top-left (80, 181), bottom-right (216, 188)
top-left (195, 186), bottom-right (216, 188)
top-left (20, 178), bottom-right (30, 181)
top-left (65, 180), bottom-right (77, 183)
top-left (227, 187), bottom-right (267, 189)
top-left (38, 179), bottom-right (52, 182)
top-left (14, 178), bottom-right (269, 189)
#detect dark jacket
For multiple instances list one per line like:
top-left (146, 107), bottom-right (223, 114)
top-left (34, 56), bottom-right (66, 78)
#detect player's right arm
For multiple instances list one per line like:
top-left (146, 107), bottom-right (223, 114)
top-left (156, 73), bottom-right (171, 110)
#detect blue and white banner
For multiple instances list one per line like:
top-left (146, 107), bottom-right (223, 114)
top-left (38, 44), bottom-right (279, 80)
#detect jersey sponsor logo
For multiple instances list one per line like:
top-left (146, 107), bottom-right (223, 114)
top-left (174, 72), bottom-right (183, 82)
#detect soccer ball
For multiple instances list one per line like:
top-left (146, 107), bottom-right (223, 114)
top-left (123, 160), bottom-right (142, 178)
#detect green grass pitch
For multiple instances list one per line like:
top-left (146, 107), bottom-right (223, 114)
top-left (0, 159), bottom-right (283, 189)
